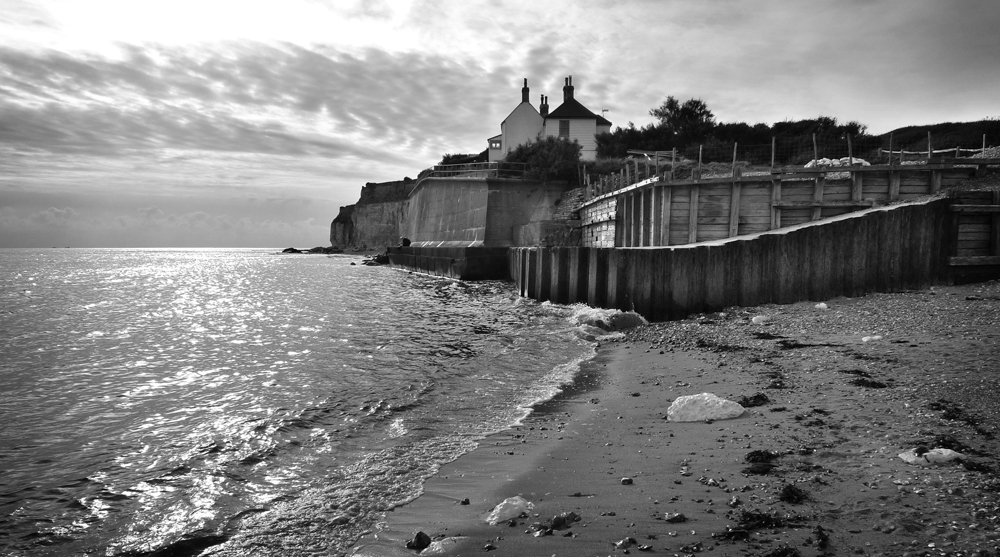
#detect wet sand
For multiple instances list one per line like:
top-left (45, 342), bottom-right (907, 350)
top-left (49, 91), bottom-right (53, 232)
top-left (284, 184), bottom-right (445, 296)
top-left (352, 280), bottom-right (1000, 557)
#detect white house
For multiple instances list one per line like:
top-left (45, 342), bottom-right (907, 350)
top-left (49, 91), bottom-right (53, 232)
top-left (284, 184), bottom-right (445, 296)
top-left (488, 76), bottom-right (611, 163)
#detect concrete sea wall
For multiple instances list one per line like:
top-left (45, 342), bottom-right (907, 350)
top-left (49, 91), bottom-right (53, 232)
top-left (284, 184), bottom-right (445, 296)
top-left (403, 177), bottom-right (569, 247)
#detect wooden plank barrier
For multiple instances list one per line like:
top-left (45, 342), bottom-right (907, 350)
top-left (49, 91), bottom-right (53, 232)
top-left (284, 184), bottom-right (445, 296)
top-left (578, 164), bottom-right (978, 249)
top-left (513, 196), bottom-right (992, 321)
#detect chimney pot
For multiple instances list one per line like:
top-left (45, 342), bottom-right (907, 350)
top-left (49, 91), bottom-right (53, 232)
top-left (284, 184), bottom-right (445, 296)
top-left (521, 78), bottom-right (529, 103)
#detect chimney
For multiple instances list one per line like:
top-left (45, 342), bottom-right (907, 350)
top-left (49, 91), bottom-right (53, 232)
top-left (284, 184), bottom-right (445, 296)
top-left (521, 78), bottom-right (529, 103)
top-left (563, 75), bottom-right (574, 102)
top-left (540, 94), bottom-right (548, 117)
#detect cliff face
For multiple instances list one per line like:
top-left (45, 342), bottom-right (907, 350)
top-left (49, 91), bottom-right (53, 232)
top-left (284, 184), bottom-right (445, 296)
top-left (329, 205), bottom-right (354, 248)
top-left (350, 200), bottom-right (409, 250)
top-left (329, 179), bottom-right (415, 250)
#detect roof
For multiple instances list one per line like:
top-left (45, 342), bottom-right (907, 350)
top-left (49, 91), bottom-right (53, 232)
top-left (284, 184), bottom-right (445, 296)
top-left (501, 101), bottom-right (540, 125)
top-left (546, 98), bottom-right (612, 126)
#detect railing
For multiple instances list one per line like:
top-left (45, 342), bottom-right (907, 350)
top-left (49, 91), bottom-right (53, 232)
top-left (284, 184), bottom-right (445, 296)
top-left (583, 134), bottom-right (998, 201)
top-left (427, 161), bottom-right (527, 179)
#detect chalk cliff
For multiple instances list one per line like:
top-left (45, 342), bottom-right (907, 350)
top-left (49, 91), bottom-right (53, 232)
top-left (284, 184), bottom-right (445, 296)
top-left (329, 179), bottom-right (416, 250)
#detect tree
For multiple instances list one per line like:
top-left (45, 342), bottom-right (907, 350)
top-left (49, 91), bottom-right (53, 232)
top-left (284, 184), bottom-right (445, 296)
top-left (650, 96), bottom-right (716, 147)
top-left (505, 136), bottom-right (582, 184)
top-left (440, 151), bottom-right (488, 165)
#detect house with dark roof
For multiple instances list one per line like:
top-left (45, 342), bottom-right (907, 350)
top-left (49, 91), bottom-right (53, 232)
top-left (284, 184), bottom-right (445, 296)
top-left (488, 75), bottom-right (611, 163)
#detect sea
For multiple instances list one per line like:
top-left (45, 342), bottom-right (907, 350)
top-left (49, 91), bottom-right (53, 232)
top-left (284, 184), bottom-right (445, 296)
top-left (0, 248), bottom-right (626, 556)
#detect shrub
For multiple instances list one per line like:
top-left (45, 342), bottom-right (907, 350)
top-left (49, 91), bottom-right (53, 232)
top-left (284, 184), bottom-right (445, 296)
top-left (505, 136), bottom-right (582, 184)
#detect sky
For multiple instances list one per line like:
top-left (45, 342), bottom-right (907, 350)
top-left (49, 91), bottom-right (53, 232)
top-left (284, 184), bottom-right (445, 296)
top-left (1, 0), bottom-right (998, 248)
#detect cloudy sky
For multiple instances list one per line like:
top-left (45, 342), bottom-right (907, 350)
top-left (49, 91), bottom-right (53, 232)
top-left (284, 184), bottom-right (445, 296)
top-left (2, 0), bottom-right (998, 248)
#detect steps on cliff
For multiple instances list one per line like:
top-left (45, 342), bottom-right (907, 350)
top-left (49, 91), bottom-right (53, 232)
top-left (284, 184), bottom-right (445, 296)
top-left (551, 187), bottom-right (585, 221)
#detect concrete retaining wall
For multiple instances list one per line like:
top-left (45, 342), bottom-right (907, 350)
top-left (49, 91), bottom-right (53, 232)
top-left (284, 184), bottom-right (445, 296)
top-left (404, 177), bottom-right (570, 247)
top-left (387, 246), bottom-right (511, 280)
top-left (513, 197), bottom-right (956, 320)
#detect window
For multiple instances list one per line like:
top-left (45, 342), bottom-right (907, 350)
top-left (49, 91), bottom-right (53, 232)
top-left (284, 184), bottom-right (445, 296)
top-left (490, 140), bottom-right (502, 149)
top-left (559, 120), bottom-right (570, 138)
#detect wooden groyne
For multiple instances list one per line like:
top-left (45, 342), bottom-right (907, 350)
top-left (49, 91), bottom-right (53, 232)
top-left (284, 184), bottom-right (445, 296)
top-left (512, 190), bottom-right (1000, 321)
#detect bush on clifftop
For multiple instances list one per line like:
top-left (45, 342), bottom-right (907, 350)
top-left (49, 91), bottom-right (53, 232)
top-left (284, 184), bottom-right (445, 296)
top-left (505, 136), bottom-right (582, 184)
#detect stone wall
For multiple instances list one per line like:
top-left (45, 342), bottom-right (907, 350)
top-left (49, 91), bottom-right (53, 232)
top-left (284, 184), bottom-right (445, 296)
top-left (580, 196), bottom-right (617, 247)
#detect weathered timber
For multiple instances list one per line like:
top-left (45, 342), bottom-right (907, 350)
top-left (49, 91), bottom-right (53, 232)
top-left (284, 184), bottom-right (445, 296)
top-left (729, 182), bottom-right (742, 237)
top-left (993, 191), bottom-right (1000, 256)
top-left (950, 205), bottom-right (1000, 213)
top-left (773, 200), bottom-right (875, 209)
top-left (770, 179), bottom-right (781, 229)
top-left (950, 256), bottom-right (1000, 266)
top-left (577, 164), bottom-right (978, 249)
top-left (812, 176), bottom-right (825, 221)
top-left (651, 187), bottom-right (662, 246)
top-left (889, 170), bottom-right (901, 201)
top-left (514, 197), bottom-right (991, 321)
top-left (688, 185), bottom-right (700, 244)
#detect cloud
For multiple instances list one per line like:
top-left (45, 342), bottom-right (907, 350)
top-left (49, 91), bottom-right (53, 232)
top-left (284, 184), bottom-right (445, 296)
top-left (2, 0), bottom-right (999, 249)
top-left (138, 206), bottom-right (165, 220)
top-left (0, 41), bottom-right (520, 162)
top-left (29, 206), bottom-right (78, 225)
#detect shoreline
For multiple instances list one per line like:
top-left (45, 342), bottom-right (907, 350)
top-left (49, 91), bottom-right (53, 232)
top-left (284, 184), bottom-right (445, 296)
top-left (352, 280), bottom-right (1000, 557)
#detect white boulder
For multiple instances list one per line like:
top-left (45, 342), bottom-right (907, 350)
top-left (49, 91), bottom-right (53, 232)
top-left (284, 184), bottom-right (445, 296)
top-left (667, 393), bottom-right (745, 422)
top-left (898, 448), bottom-right (965, 465)
top-left (484, 496), bottom-right (533, 524)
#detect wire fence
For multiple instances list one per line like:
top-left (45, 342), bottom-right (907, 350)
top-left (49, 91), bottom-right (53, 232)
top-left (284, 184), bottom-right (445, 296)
top-left (682, 133), bottom-right (994, 166)
top-left (426, 161), bottom-right (527, 179)
top-left (582, 133), bottom-right (998, 200)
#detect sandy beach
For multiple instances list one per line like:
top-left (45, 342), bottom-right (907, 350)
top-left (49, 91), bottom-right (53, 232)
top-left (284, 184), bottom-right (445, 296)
top-left (352, 279), bottom-right (1000, 557)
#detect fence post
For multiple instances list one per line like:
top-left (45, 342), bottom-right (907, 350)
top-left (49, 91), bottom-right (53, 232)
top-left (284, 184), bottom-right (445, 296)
top-left (847, 134), bottom-right (853, 165)
top-left (927, 131), bottom-right (932, 161)
top-left (697, 145), bottom-right (703, 180)
top-left (771, 137), bottom-right (775, 172)
top-left (888, 132), bottom-right (894, 165)
top-left (671, 148), bottom-right (677, 182)
top-left (732, 142), bottom-right (738, 176)
top-left (812, 133), bottom-right (818, 164)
